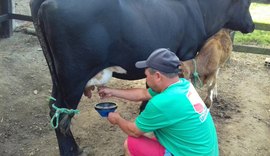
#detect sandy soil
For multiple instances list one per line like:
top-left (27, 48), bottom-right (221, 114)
top-left (0, 30), bottom-right (269, 156)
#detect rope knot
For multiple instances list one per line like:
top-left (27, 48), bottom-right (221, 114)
top-left (49, 97), bottom-right (80, 129)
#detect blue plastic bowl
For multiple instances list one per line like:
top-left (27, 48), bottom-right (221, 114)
top-left (95, 102), bottom-right (117, 117)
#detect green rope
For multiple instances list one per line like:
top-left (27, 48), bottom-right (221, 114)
top-left (49, 97), bottom-right (80, 129)
top-left (49, 96), bottom-right (56, 101)
top-left (192, 59), bottom-right (203, 88)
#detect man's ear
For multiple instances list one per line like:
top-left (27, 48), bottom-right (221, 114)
top-left (155, 71), bottom-right (162, 81)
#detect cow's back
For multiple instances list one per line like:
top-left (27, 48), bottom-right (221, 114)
top-left (36, 0), bottom-right (206, 80)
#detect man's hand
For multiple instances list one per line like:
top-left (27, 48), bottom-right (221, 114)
top-left (107, 112), bottom-right (144, 137)
top-left (107, 112), bottom-right (120, 125)
top-left (97, 86), bottom-right (112, 99)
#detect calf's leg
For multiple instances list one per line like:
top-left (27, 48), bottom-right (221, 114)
top-left (204, 72), bottom-right (218, 108)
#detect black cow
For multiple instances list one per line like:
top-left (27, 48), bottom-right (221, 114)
top-left (30, 0), bottom-right (254, 155)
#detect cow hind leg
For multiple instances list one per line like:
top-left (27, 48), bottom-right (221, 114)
top-left (55, 128), bottom-right (80, 155)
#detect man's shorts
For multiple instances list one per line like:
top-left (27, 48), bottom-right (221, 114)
top-left (127, 136), bottom-right (166, 156)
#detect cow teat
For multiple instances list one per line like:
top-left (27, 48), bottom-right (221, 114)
top-left (84, 66), bottom-right (126, 98)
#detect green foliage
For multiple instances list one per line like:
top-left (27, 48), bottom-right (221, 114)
top-left (234, 30), bottom-right (270, 47)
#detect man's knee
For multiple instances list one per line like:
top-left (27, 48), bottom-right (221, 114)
top-left (124, 139), bottom-right (128, 150)
top-left (124, 138), bottom-right (130, 156)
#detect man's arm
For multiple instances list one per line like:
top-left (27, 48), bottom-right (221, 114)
top-left (98, 87), bottom-right (151, 101)
top-left (108, 112), bottom-right (144, 137)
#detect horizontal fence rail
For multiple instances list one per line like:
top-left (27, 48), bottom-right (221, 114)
top-left (9, 13), bottom-right (33, 22)
top-left (0, 14), bottom-right (32, 23)
top-left (233, 45), bottom-right (270, 55)
top-left (254, 22), bottom-right (270, 31)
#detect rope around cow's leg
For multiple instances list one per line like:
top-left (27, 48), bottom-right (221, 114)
top-left (49, 97), bottom-right (80, 129)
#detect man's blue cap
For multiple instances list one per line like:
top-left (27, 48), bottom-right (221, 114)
top-left (135, 48), bottom-right (181, 73)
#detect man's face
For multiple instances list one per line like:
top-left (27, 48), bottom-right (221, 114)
top-left (145, 68), bottom-right (159, 92)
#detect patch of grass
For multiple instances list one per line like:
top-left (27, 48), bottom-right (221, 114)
top-left (234, 30), bottom-right (270, 47)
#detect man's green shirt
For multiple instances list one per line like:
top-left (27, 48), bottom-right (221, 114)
top-left (135, 78), bottom-right (218, 156)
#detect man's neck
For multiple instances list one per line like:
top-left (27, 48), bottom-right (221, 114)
top-left (161, 77), bottom-right (180, 92)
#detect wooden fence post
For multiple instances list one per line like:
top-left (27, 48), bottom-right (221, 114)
top-left (0, 0), bottom-right (13, 38)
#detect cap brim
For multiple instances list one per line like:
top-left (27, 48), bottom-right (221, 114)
top-left (135, 61), bottom-right (148, 69)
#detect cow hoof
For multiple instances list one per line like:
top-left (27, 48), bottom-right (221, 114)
top-left (213, 96), bottom-right (218, 102)
top-left (204, 98), bottom-right (212, 108)
top-left (205, 103), bottom-right (211, 108)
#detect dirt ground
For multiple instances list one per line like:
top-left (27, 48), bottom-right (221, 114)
top-left (0, 29), bottom-right (270, 156)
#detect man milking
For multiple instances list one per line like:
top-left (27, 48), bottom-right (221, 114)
top-left (98, 48), bottom-right (219, 156)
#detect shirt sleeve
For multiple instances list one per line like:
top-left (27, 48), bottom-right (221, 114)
top-left (135, 101), bottom-right (171, 132)
top-left (148, 88), bottom-right (158, 97)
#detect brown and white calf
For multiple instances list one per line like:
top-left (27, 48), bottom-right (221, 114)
top-left (180, 29), bottom-right (233, 108)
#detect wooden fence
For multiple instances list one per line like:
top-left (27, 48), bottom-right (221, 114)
top-left (0, 0), bottom-right (32, 38)
top-left (232, 23), bottom-right (270, 55)
top-left (0, 0), bottom-right (269, 55)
